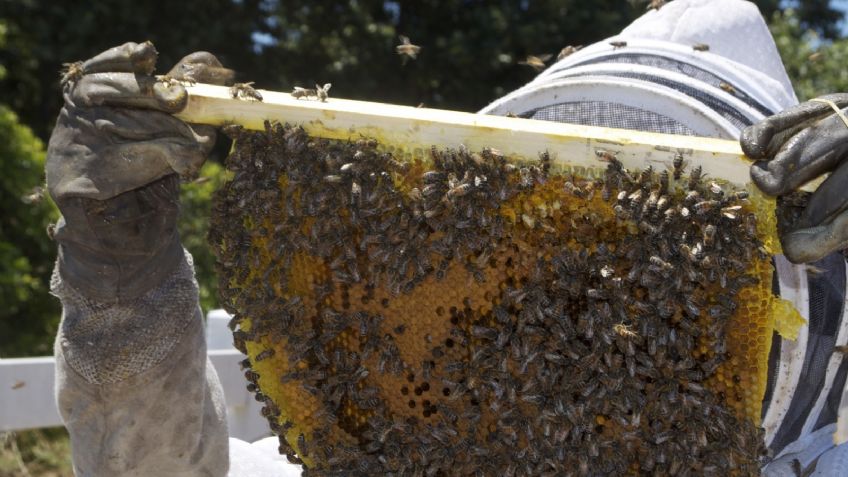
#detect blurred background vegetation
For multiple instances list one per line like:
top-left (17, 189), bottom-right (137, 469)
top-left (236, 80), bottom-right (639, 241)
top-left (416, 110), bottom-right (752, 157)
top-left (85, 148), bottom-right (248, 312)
top-left (0, 0), bottom-right (846, 473)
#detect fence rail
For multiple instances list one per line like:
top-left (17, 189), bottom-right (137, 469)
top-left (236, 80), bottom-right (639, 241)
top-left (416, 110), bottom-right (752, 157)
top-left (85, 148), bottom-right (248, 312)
top-left (0, 310), bottom-right (270, 442)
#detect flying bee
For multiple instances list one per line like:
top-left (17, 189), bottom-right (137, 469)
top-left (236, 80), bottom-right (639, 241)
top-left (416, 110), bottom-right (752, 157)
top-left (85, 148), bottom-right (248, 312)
top-left (719, 81), bottom-right (737, 94)
top-left (230, 82), bottom-right (263, 101)
top-left (648, 0), bottom-right (667, 9)
top-left (396, 35), bottom-right (421, 64)
top-left (21, 186), bottom-right (44, 205)
top-left (693, 43), bottom-right (710, 51)
top-left (557, 45), bottom-right (583, 61)
top-left (609, 40), bottom-right (628, 49)
top-left (518, 54), bottom-right (552, 72)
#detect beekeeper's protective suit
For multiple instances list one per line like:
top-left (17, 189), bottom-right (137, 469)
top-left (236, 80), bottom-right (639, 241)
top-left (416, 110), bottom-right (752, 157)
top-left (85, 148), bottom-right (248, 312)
top-left (47, 1), bottom-right (848, 476)
top-left (481, 1), bottom-right (848, 474)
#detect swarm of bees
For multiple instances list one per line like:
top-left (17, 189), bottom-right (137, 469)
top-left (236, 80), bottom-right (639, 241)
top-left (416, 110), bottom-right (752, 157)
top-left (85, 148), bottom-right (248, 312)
top-left (211, 122), bottom-right (780, 476)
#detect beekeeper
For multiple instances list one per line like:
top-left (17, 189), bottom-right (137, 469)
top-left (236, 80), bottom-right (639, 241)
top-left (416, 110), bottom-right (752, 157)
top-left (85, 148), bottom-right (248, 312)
top-left (46, 1), bottom-right (847, 476)
top-left (481, 1), bottom-right (848, 473)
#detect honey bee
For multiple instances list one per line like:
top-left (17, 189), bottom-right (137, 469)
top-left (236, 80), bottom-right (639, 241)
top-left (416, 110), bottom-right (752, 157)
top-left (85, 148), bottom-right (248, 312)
top-left (255, 348), bottom-right (276, 361)
top-left (609, 41), bottom-right (628, 49)
top-left (291, 86), bottom-right (315, 100)
top-left (719, 81), bottom-right (737, 94)
top-left (396, 35), bottom-right (421, 64)
top-left (316, 83), bottom-right (332, 102)
top-left (649, 255), bottom-right (674, 274)
top-left (721, 205), bottom-right (741, 220)
top-left (564, 181), bottom-right (585, 198)
top-left (595, 149), bottom-right (619, 162)
top-left (297, 433), bottom-right (310, 457)
top-left (230, 82), bottom-right (263, 101)
top-left (21, 186), bottom-right (44, 205)
top-left (692, 43), bottom-right (710, 52)
top-left (672, 152), bottom-right (686, 180)
top-left (688, 165), bottom-right (703, 189)
top-left (518, 54), bottom-right (553, 72)
top-left (292, 83), bottom-right (331, 101)
top-left (557, 45), bottom-right (583, 61)
top-left (60, 61), bottom-right (84, 87)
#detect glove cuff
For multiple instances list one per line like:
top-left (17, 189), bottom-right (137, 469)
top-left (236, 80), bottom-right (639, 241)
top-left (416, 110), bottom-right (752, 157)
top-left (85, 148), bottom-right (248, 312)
top-left (52, 174), bottom-right (184, 302)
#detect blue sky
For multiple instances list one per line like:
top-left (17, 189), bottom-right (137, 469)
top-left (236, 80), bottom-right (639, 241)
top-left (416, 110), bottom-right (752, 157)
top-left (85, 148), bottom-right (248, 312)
top-left (825, 0), bottom-right (848, 33)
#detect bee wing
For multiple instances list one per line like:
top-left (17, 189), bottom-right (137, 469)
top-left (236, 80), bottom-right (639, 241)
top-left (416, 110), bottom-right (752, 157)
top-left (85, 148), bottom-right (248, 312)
top-left (536, 53), bottom-right (553, 62)
top-left (293, 86), bottom-right (308, 92)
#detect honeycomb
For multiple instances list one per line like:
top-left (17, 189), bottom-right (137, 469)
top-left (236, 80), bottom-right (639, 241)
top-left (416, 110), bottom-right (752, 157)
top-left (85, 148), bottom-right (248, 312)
top-left (210, 122), bottom-right (804, 476)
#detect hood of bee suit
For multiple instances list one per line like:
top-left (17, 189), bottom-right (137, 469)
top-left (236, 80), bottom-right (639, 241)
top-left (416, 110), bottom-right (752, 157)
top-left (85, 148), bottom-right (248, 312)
top-left (479, 0), bottom-right (797, 140)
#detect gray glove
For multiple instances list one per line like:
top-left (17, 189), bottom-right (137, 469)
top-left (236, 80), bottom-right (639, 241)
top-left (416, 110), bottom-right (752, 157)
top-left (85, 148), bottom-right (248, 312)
top-left (46, 42), bottom-right (236, 477)
top-left (46, 41), bottom-right (233, 301)
top-left (741, 94), bottom-right (848, 264)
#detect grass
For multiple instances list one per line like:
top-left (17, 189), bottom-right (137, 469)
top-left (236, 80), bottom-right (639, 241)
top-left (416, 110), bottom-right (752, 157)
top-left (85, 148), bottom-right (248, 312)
top-left (0, 428), bottom-right (72, 477)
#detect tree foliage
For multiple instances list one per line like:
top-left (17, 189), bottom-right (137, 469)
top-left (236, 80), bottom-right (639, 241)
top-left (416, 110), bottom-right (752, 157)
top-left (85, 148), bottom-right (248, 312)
top-left (0, 19), bottom-right (60, 356)
top-left (770, 8), bottom-right (848, 101)
top-left (179, 161), bottom-right (231, 313)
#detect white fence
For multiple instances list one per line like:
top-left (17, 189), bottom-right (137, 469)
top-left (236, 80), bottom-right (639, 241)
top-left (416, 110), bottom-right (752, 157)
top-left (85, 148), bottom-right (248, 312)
top-left (0, 310), bottom-right (270, 442)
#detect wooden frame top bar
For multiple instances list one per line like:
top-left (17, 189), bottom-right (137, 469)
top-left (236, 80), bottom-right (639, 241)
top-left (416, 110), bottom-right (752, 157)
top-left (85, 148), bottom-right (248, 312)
top-left (176, 83), bottom-right (763, 188)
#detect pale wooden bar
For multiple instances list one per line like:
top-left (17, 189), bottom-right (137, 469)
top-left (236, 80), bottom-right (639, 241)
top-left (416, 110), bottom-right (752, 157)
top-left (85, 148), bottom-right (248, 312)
top-left (176, 83), bottom-right (760, 188)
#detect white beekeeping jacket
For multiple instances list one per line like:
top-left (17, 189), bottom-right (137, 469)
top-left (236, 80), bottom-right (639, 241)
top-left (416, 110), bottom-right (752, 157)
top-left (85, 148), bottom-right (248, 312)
top-left (481, 1), bottom-right (848, 475)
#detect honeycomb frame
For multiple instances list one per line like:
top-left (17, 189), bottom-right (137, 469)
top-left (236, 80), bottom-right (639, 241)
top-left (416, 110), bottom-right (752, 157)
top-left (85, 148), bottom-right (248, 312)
top-left (210, 122), bottom-right (803, 476)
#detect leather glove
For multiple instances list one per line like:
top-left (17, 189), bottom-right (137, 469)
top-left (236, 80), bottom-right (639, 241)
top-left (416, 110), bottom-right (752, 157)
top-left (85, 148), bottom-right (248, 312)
top-left (741, 94), bottom-right (848, 264)
top-left (46, 42), bottom-right (234, 301)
